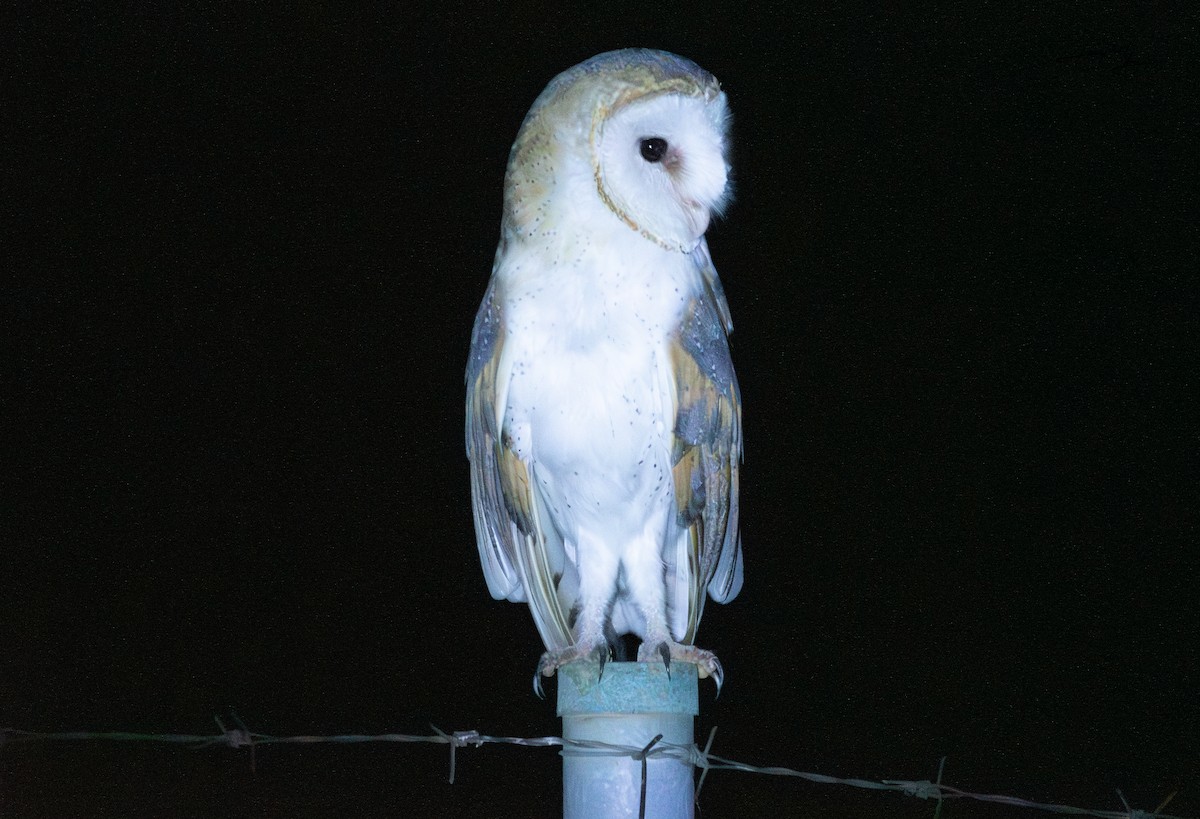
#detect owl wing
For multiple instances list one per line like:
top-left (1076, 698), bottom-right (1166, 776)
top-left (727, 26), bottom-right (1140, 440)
top-left (465, 280), bottom-right (574, 650)
top-left (669, 239), bottom-right (744, 643)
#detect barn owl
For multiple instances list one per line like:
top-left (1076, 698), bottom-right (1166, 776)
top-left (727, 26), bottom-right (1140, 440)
top-left (466, 49), bottom-right (742, 695)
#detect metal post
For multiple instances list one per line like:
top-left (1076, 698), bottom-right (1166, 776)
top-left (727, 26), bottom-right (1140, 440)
top-left (558, 661), bottom-right (698, 819)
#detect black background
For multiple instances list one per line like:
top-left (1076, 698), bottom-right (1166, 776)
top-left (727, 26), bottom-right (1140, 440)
top-left (4, 5), bottom-right (1198, 817)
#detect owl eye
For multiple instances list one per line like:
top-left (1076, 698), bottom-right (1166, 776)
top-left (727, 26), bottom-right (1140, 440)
top-left (639, 137), bottom-right (668, 163)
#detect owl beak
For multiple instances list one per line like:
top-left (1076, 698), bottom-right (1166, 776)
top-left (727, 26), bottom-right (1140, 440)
top-left (664, 152), bottom-right (713, 240)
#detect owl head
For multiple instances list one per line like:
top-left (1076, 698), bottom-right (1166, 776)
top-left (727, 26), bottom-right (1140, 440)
top-left (502, 49), bottom-right (731, 253)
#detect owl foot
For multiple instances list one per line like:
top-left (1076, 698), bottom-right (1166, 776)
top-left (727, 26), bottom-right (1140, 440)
top-left (638, 640), bottom-right (725, 696)
top-left (533, 642), bottom-right (612, 699)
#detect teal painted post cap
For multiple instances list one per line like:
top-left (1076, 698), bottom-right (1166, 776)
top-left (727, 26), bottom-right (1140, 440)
top-left (556, 661), bottom-right (699, 716)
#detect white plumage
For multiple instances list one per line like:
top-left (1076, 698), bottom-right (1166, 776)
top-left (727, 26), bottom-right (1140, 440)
top-left (466, 49), bottom-right (742, 692)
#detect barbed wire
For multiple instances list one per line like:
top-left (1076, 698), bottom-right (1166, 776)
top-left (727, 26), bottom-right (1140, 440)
top-left (0, 717), bottom-right (1191, 819)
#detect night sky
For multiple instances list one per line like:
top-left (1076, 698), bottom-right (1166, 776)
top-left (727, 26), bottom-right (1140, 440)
top-left (5, 5), bottom-right (1198, 817)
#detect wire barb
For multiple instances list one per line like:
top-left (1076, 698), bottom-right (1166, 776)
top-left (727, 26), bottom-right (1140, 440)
top-left (934, 756), bottom-right (947, 819)
top-left (693, 726), bottom-right (718, 806)
top-left (634, 734), bottom-right (664, 819)
top-left (430, 724), bottom-right (465, 784)
top-left (212, 711), bottom-right (257, 774)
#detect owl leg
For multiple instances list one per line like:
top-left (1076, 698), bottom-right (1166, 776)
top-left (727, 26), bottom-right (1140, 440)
top-left (532, 534), bottom-right (618, 697)
top-left (623, 535), bottom-right (726, 694)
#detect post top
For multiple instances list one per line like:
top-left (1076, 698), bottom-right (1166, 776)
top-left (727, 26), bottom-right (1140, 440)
top-left (556, 661), bottom-right (700, 716)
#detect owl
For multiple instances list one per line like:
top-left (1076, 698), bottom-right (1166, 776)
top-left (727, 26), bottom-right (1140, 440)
top-left (466, 49), bottom-right (742, 695)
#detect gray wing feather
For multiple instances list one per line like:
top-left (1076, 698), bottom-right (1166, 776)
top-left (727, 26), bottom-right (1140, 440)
top-left (465, 281), bottom-right (523, 601)
top-left (465, 281), bottom-right (574, 650)
top-left (674, 240), bottom-right (743, 625)
top-left (660, 240), bottom-right (743, 645)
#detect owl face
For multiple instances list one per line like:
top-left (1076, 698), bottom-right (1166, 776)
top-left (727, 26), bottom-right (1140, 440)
top-left (502, 49), bottom-right (731, 253)
top-left (594, 88), bottom-right (730, 249)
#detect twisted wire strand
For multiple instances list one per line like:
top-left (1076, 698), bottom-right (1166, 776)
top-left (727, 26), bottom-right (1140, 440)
top-left (1, 723), bottom-right (1190, 819)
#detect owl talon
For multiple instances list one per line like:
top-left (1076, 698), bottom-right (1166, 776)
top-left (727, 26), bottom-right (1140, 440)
top-left (657, 642), bottom-right (672, 678)
top-left (533, 653), bottom-right (556, 699)
top-left (638, 640), bottom-right (725, 693)
top-left (533, 642), bottom-right (614, 698)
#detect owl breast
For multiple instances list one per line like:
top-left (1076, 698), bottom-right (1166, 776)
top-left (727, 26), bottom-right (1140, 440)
top-left (500, 241), bottom-right (695, 539)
